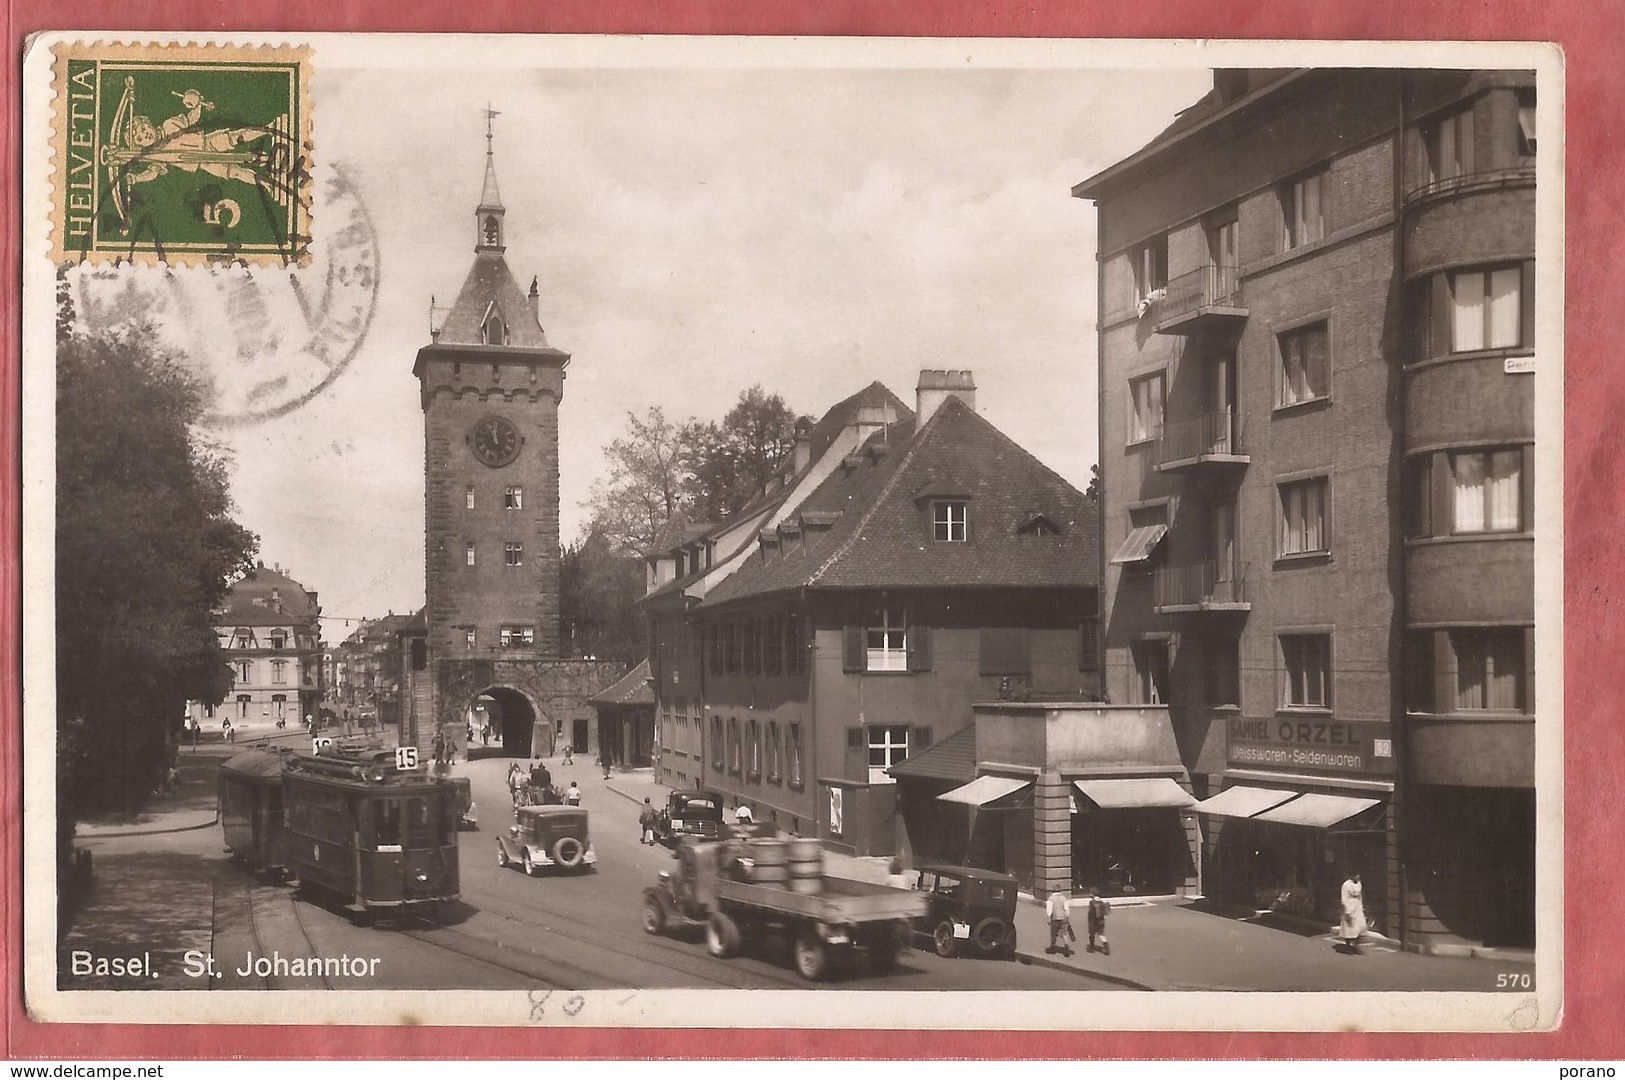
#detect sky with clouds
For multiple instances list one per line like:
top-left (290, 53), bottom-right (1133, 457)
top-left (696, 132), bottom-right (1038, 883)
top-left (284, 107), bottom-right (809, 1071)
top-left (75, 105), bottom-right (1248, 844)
top-left (105, 46), bottom-right (1212, 641)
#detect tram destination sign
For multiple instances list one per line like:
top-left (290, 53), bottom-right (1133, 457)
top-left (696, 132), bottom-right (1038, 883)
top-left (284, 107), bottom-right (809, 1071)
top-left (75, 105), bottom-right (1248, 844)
top-left (1225, 716), bottom-right (1395, 777)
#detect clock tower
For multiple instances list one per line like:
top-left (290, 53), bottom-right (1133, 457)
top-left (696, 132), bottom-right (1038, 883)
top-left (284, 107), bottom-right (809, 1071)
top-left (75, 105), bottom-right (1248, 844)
top-left (411, 116), bottom-right (571, 754)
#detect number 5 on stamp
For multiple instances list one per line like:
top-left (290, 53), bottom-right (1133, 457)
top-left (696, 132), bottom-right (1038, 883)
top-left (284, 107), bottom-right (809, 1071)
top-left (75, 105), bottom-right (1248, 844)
top-left (48, 42), bottom-right (312, 266)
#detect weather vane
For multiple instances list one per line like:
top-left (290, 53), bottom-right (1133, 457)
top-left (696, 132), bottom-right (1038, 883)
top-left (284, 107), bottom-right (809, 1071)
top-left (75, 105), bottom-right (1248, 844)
top-left (484, 104), bottom-right (500, 155)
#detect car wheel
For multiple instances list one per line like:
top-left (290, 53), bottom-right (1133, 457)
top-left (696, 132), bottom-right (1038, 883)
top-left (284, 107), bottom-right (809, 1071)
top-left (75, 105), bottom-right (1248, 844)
top-left (933, 919), bottom-right (958, 959)
top-left (642, 894), bottom-right (668, 936)
top-left (794, 926), bottom-right (830, 981)
top-left (868, 925), bottom-right (900, 974)
top-left (552, 836), bottom-right (585, 870)
top-left (706, 912), bottom-right (741, 958)
top-left (496, 842), bottom-right (510, 869)
top-left (522, 851), bottom-right (537, 877)
top-left (973, 917), bottom-right (1010, 954)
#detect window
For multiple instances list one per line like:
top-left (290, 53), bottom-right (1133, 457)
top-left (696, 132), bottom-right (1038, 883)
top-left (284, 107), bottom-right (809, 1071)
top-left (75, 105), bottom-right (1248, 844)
top-left (868, 725), bottom-right (909, 782)
top-left (1281, 169), bottom-right (1327, 250)
top-left (724, 622), bottom-right (740, 675)
top-left (269, 631), bottom-right (286, 650)
top-left (866, 609), bottom-right (908, 672)
top-left (1406, 630), bottom-right (1436, 712)
top-left (482, 215), bottom-right (500, 247)
top-left (979, 628), bottom-right (1030, 676)
top-left (464, 627), bottom-right (476, 648)
top-left (499, 626), bottom-right (535, 647)
top-left (237, 661), bottom-right (251, 683)
top-left (271, 660), bottom-right (288, 685)
top-left (932, 501), bottom-right (968, 542)
top-left (1404, 457), bottom-right (1433, 539)
top-left (481, 314), bottom-right (506, 345)
top-left (1453, 629), bottom-right (1525, 711)
top-left (767, 721), bottom-right (782, 782)
top-left (1134, 235), bottom-right (1169, 302)
top-left (1208, 638), bottom-right (1240, 708)
top-left (743, 618), bottom-right (760, 675)
top-left (1426, 108), bottom-right (1474, 184)
top-left (708, 625), bottom-right (723, 677)
top-left (788, 723), bottom-right (804, 787)
top-left (233, 628), bottom-right (254, 649)
top-left (465, 542), bottom-right (476, 566)
top-left (1516, 88), bottom-right (1536, 157)
top-left (1450, 266), bottom-right (1522, 351)
top-left (1127, 372), bottom-right (1165, 444)
top-left (237, 694), bottom-right (250, 718)
top-left (466, 485), bottom-right (475, 510)
top-left (763, 615), bottom-right (783, 675)
top-left (1277, 322), bottom-right (1330, 406)
top-left (727, 717), bottom-right (741, 775)
top-left (747, 718), bottom-right (761, 779)
top-left (1130, 640), bottom-right (1170, 706)
top-left (504, 486), bottom-right (523, 510)
top-left (1451, 449), bottom-right (1522, 533)
top-left (1278, 477), bottom-right (1328, 556)
top-left (1280, 634), bottom-right (1331, 709)
top-left (504, 542), bottom-right (523, 566)
top-left (786, 614), bottom-right (805, 675)
top-left (711, 716), bottom-right (725, 770)
top-left (272, 694), bottom-right (286, 718)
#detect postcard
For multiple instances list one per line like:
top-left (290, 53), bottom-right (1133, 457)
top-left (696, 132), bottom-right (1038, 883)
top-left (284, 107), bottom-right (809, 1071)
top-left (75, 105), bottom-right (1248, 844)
top-left (20, 33), bottom-right (1563, 1031)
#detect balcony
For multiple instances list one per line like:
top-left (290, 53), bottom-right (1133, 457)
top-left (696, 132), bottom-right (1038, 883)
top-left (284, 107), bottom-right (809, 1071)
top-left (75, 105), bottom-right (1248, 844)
top-left (1153, 411), bottom-right (1248, 473)
top-left (1153, 560), bottom-right (1251, 614)
top-left (1152, 264), bottom-right (1247, 335)
top-left (1403, 165), bottom-right (1536, 209)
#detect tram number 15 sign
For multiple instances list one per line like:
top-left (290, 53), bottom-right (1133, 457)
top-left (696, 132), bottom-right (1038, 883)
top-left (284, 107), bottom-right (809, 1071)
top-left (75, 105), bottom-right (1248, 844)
top-left (395, 746), bottom-right (419, 771)
top-left (312, 737), bottom-right (333, 754)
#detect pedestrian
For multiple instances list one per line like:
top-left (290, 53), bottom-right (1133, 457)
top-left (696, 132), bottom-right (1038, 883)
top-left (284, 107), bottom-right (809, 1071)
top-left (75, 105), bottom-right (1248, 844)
top-left (734, 804), bottom-right (754, 826)
top-left (601, 755), bottom-right (611, 780)
top-left (223, 718), bottom-right (235, 743)
top-left (638, 797), bottom-right (659, 844)
top-left (562, 745), bottom-right (574, 766)
top-left (564, 781), bottom-right (581, 806)
top-left (189, 718), bottom-right (200, 751)
top-left (1338, 871), bottom-right (1367, 954)
top-left (304, 713), bottom-right (314, 734)
top-left (1045, 888), bottom-right (1075, 957)
top-left (162, 764), bottom-right (180, 798)
top-left (481, 721), bottom-right (491, 746)
top-left (1086, 888), bottom-right (1110, 955)
top-left (467, 720), bottom-right (475, 746)
top-left (431, 730), bottom-right (446, 764)
top-left (507, 763), bottom-right (524, 806)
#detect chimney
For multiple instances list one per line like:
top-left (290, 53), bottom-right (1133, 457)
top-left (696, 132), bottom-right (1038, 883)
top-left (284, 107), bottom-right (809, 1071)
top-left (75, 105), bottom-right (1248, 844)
top-left (528, 277), bottom-right (540, 323)
top-left (792, 431), bottom-right (812, 474)
top-left (916, 369), bottom-right (976, 425)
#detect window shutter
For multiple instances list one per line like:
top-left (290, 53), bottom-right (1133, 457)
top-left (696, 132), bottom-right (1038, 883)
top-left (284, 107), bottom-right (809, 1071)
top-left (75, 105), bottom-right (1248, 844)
top-left (843, 625), bottom-right (865, 672)
top-left (908, 625), bottom-right (933, 671)
top-left (1079, 615), bottom-right (1101, 672)
top-left (844, 726), bottom-right (867, 780)
top-left (845, 727), bottom-right (867, 749)
top-left (911, 726), bottom-right (933, 750)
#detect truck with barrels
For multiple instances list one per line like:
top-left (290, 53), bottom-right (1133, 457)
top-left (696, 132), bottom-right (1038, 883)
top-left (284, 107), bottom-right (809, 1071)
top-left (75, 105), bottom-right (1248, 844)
top-left (640, 834), bottom-right (928, 980)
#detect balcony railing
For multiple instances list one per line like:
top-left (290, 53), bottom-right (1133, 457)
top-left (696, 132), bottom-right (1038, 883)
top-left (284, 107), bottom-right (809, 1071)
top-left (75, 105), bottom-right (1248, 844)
top-left (1152, 264), bottom-right (1246, 333)
top-left (1153, 560), bottom-right (1251, 613)
top-left (1153, 411), bottom-right (1247, 472)
top-left (1403, 164), bottom-right (1536, 208)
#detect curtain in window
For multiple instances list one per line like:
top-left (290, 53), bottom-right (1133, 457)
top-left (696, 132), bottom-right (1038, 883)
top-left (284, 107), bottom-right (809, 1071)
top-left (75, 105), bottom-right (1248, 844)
top-left (1488, 268), bottom-right (1521, 348)
top-left (1488, 450), bottom-right (1521, 530)
top-left (1130, 376), bottom-right (1163, 442)
top-left (1280, 481), bottom-right (1326, 554)
top-left (1455, 631), bottom-right (1523, 710)
top-left (1452, 453), bottom-right (1488, 532)
top-left (1452, 271), bottom-right (1486, 351)
top-left (1279, 327), bottom-right (1327, 405)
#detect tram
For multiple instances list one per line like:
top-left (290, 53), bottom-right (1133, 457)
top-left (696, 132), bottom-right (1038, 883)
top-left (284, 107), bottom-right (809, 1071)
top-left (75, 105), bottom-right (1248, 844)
top-left (280, 749), bottom-right (462, 917)
top-left (219, 749), bottom-right (290, 875)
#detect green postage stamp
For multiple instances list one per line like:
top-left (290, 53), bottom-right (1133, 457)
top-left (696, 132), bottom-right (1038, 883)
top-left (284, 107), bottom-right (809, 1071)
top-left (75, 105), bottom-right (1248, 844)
top-left (49, 42), bottom-right (312, 265)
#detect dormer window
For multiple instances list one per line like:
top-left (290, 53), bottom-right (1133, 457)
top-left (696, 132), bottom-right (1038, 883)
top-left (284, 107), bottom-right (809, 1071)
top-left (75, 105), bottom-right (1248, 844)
top-left (932, 501), bottom-right (968, 542)
top-left (1018, 513), bottom-right (1062, 537)
top-left (481, 314), bottom-right (506, 346)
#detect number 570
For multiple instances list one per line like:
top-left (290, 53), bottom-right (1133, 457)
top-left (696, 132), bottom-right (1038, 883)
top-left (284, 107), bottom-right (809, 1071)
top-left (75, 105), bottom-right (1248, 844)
top-left (1496, 971), bottom-right (1532, 989)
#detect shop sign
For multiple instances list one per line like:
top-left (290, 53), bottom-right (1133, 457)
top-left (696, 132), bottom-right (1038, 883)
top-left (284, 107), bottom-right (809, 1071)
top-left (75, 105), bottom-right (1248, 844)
top-left (1225, 716), bottom-right (1394, 776)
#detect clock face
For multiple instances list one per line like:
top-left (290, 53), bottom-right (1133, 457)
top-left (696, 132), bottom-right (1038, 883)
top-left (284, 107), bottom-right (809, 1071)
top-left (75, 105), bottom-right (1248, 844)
top-left (471, 415), bottom-right (520, 467)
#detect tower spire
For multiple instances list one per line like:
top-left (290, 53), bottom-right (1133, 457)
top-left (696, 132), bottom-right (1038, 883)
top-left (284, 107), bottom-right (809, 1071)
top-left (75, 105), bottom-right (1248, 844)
top-left (476, 105), bottom-right (505, 252)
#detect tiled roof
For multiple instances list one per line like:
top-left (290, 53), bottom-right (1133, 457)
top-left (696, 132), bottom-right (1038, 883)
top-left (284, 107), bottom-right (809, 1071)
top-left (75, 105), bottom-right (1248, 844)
top-left (698, 396), bottom-right (1098, 607)
top-left (219, 566), bottom-right (319, 626)
top-left (887, 725), bottom-right (977, 783)
top-left (589, 659), bottom-right (655, 708)
top-left (436, 253), bottom-right (561, 351)
top-left (803, 382), bottom-right (913, 464)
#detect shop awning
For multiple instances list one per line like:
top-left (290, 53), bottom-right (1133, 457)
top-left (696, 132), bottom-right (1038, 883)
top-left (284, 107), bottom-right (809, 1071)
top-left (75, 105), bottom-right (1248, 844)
top-left (1073, 777), bottom-right (1196, 810)
top-left (1109, 524), bottom-right (1168, 565)
top-left (938, 775), bottom-right (1031, 807)
top-left (1193, 785), bottom-right (1300, 819)
top-left (1252, 793), bottom-right (1384, 828)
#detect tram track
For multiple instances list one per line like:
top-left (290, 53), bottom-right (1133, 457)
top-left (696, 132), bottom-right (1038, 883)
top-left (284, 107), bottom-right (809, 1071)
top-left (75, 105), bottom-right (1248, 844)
top-left (244, 874), bottom-right (336, 990)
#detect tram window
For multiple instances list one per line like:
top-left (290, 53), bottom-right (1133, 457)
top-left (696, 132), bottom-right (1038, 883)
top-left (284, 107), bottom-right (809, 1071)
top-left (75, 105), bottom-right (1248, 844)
top-left (375, 800), bottom-right (403, 847)
top-left (405, 798), bottom-right (438, 848)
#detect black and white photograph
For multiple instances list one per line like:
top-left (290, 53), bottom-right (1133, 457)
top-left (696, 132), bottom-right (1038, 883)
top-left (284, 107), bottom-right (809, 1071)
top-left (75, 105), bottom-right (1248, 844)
top-left (21, 35), bottom-right (1562, 1030)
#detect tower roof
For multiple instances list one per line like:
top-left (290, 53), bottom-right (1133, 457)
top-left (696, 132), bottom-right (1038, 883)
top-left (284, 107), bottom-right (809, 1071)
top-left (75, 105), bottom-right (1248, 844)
top-left (436, 253), bottom-right (556, 349)
top-left (479, 152), bottom-right (503, 210)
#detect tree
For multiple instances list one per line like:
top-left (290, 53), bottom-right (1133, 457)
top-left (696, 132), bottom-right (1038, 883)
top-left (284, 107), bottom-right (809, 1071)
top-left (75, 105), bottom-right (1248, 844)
top-left (558, 530), bottom-right (645, 663)
top-left (1085, 462), bottom-right (1102, 505)
top-left (582, 406), bottom-right (691, 555)
top-left (56, 327), bottom-right (258, 814)
top-left (683, 385), bottom-right (803, 521)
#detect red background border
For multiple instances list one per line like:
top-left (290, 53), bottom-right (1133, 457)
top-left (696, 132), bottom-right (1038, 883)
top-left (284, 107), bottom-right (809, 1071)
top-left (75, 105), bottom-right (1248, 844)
top-left (6, 0), bottom-right (1622, 1060)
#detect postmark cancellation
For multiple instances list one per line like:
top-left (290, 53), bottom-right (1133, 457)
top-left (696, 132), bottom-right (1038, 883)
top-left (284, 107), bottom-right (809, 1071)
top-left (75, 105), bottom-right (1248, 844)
top-left (47, 41), bottom-right (313, 267)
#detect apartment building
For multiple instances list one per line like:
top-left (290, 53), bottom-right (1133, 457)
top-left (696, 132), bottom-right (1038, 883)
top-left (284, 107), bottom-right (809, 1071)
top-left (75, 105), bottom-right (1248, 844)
top-left (1073, 68), bottom-right (1536, 952)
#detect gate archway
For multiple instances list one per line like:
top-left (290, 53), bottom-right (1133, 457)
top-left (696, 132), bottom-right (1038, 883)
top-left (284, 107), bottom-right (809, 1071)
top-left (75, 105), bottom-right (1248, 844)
top-left (465, 686), bottom-right (539, 758)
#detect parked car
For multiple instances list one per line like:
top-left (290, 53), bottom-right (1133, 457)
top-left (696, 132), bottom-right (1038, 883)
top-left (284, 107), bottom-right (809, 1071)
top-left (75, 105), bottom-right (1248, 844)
top-left (655, 789), bottom-right (725, 848)
top-left (496, 805), bottom-right (597, 875)
top-left (909, 864), bottom-right (1020, 959)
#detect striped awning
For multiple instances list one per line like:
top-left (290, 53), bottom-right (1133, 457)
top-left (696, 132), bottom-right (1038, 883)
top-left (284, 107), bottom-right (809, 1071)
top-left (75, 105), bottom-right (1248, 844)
top-left (1193, 785), bottom-right (1300, 819)
top-left (1073, 777), bottom-right (1196, 810)
top-left (939, 775), bottom-right (1031, 807)
top-left (1109, 524), bottom-right (1168, 565)
top-left (1252, 793), bottom-right (1383, 828)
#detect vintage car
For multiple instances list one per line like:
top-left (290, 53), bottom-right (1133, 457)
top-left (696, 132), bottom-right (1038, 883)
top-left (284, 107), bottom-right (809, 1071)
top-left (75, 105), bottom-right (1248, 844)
top-left (655, 789), bottom-right (725, 848)
top-left (496, 805), bottom-right (597, 875)
top-left (449, 776), bottom-right (478, 830)
top-left (909, 864), bottom-right (1020, 960)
